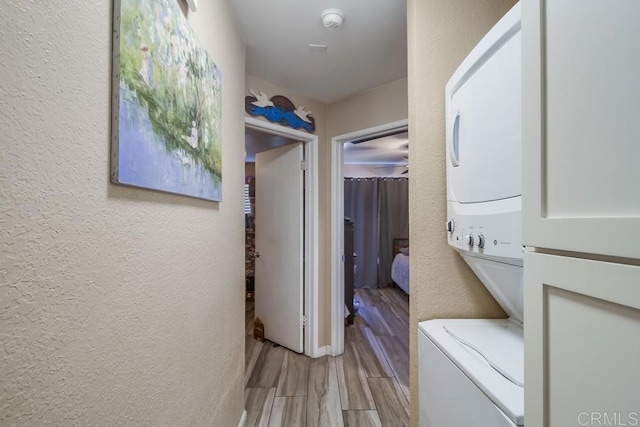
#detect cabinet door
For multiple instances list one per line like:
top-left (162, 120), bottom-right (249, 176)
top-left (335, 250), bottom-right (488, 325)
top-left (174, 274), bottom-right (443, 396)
top-left (522, 0), bottom-right (640, 258)
top-left (525, 252), bottom-right (640, 427)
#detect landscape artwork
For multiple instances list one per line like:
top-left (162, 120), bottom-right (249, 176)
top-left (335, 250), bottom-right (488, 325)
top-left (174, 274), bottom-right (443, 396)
top-left (111, 0), bottom-right (223, 201)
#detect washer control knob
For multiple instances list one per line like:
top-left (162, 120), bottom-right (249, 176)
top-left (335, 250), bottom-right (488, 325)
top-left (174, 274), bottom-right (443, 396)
top-left (446, 219), bottom-right (455, 233)
top-left (465, 235), bottom-right (474, 246)
top-left (474, 234), bottom-right (486, 248)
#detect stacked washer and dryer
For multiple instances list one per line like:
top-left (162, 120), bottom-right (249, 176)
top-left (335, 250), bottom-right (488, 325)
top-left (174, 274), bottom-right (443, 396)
top-left (418, 4), bottom-right (524, 427)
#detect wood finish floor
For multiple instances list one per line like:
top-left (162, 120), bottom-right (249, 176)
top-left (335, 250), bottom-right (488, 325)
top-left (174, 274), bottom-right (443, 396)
top-left (245, 287), bottom-right (410, 427)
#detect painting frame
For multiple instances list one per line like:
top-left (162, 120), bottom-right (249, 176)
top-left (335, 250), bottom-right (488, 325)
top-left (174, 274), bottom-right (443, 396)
top-left (111, 0), bottom-right (223, 201)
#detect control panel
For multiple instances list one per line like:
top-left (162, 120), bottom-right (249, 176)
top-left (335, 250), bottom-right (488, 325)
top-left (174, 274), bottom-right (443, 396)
top-left (446, 198), bottom-right (523, 262)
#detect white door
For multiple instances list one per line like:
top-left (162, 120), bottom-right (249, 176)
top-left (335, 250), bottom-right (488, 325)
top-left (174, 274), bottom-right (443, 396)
top-left (522, 0), bottom-right (640, 259)
top-left (255, 143), bottom-right (304, 353)
top-left (525, 252), bottom-right (640, 427)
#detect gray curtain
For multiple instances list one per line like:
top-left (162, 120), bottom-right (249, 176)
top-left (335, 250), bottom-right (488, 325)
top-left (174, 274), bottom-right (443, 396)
top-left (344, 177), bottom-right (409, 289)
top-left (377, 178), bottom-right (409, 287)
top-left (344, 178), bottom-right (379, 288)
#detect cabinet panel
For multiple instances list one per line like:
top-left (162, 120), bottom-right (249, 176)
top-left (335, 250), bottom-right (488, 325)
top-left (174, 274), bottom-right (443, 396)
top-left (545, 1), bottom-right (640, 218)
top-left (522, 0), bottom-right (640, 258)
top-left (524, 252), bottom-right (640, 427)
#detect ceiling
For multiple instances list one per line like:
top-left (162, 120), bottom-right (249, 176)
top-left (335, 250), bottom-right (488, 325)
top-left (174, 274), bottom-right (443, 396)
top-left (244, 128), bottom-right (298, 162)
top-left (230, 0), bottom-right (407, 104)
top-left (343, 132), bottom-right (408, 165)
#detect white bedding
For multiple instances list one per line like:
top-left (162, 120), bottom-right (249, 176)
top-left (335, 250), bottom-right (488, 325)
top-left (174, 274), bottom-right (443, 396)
top-left (391, 252), bottom-right (410, 294)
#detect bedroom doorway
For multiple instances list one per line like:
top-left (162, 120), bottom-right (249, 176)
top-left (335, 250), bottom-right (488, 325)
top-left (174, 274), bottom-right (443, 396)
top-left (330, 119), bottom-right (409, 355)
top-left (244, 117), bottom-right (320, 357)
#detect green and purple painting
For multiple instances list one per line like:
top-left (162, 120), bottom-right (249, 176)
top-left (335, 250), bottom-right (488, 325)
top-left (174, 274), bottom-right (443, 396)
top-left (111, 0), bottom-right (222, 201)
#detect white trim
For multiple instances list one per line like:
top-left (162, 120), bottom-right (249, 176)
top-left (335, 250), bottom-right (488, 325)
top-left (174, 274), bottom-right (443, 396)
top-left (330, 141), bottom-right (345, 357)
top-left (237, 410), bottom-right (247, 427)
top-left (311, 345), bottom-right (333, 358)
top-left (245, 116), bottom-right (317, 141)
top-left (245, 117), bottom-right (320, 358)
top-left (185, 0), bottom-right (198, 12)
top-left (306, 132), bottom-right (320, 358)
top-left (330, 119), bottom-right (409, 356)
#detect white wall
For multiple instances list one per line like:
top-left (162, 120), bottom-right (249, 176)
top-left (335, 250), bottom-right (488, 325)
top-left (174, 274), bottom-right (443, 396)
top-left (407, 0), bottom-right (517, 425)
top-left (0, 1), bottom-right (246, 425)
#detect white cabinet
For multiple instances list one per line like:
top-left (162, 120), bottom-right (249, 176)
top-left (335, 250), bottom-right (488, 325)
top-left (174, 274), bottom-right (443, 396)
top-left (523, 1), bottom-right (640, 426)
top-left (525, 252), bottom-right (640, 427)
top-left (522, 0), bottom-right (640, 259)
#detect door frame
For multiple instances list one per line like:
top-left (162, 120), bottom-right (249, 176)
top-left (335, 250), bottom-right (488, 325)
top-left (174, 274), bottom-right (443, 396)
top-left (330, 119), bottom-right (408, 355)
top-left (245, 116), bottom-right (320, 357)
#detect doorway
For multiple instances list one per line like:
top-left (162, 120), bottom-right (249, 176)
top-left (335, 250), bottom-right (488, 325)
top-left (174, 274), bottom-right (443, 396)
top-left (244, 117), bottom-right (320, 357)
top-left (330, 119), bottom-right (409, 355)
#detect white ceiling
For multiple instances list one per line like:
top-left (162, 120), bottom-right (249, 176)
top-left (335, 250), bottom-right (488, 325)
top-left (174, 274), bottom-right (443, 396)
top-left (231, 0), bottom-right (407, 104)
top-left (343, 132), bottom-right (408, 165)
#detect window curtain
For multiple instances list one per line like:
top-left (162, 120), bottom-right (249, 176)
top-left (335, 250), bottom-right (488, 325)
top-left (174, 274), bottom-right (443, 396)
top-left (344, 177), bottom-right (409, 289)
top-left (344, 178), bottom-right (379, 288)
top-left (377, 178), bottom-right (409, 287)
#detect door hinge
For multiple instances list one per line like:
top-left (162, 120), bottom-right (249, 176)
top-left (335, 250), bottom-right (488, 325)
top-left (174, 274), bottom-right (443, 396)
top-left (300, 315), bottom-right (308, 328)
top-left (300, 160), bottom-right (308, 171)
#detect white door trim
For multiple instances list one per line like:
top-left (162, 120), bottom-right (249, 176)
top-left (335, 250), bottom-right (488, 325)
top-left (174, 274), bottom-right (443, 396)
top-left (330, 119), bottom-right (409, 356)
top-left (245, 117), bottom-right (320, 357)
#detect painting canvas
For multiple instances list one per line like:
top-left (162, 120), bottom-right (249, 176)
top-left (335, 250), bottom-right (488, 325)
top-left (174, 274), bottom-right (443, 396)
top-left (111, 0), bottom-right (222, 201)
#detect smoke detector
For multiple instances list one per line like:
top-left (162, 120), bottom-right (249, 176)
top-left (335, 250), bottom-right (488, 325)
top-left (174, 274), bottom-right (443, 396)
top-left (321, 8), bottom-right (344, 29)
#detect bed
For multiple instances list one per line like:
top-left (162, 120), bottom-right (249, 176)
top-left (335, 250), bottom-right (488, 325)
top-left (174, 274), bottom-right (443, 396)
top-left (391, 238), bottom-right (410, 294)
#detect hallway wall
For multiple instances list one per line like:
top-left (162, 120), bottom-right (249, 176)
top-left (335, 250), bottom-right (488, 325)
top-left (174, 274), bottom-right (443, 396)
top-left (407, 0), bottom-right (516, 425)
top-left (0, 1), bottom-right (246, 425)
top-left (327, 77), bottom-right (408, 138)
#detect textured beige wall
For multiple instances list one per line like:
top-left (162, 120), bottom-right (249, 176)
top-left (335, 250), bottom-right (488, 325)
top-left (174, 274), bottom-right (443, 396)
top-left (0, 1), bottom-right (246, 425)
top-left (407, 0), bottom-right (516, 425)
top-left (326, 77), bottom-right (408, 138)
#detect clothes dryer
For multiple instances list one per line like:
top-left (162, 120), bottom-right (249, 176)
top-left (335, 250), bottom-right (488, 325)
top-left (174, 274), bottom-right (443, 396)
top-left (418, 3), bottom-right (524, 426)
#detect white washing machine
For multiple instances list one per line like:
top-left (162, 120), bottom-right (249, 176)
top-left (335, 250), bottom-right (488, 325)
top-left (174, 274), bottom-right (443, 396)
top-left (418, 3), bottom-right (524, 427)
top-left (418, 319), bottom-right (523, 427)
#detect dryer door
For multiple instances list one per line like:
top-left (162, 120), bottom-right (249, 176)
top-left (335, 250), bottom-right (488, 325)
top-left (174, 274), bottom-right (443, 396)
top-left (447, 30), bottom-right (522, 204)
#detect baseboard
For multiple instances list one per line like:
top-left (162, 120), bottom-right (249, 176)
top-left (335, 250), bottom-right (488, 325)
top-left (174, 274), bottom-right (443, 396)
top-left (327, 345), bottom-right (343, 357)
top-left (312, 345), bottom-right (332, 358)
top-left (237, 409), bottom-right (247, 427)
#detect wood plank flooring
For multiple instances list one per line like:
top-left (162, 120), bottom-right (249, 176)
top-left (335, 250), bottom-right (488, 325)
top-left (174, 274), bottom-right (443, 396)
top-left (245, 287), bottom-right (409, 427)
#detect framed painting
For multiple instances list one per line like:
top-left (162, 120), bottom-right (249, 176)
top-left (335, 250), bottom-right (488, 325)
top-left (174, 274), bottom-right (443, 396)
top-left (111, 0), bottom-right (222, 201)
